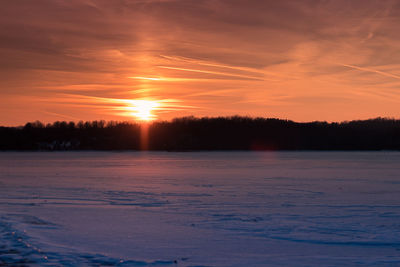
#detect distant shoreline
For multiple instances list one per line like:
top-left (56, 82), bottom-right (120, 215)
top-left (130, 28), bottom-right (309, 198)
top-left (1, 116), bottom-right (400, 151)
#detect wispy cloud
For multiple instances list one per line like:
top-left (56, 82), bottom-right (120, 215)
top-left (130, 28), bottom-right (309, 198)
top-left (42, 110), bottom-right (80, 120)
top-left (56, 94), bottom-right (199, 119)
top-left (159, 55), bottom-right (267, 76)
top-left (341, 64), bottom-right (400, 80)
top-left (157, 66), bottom-right (265, 81)
top-left (2, 0), bottom-right (400, 124)
top-left (129, 76), bottom-right (222, 82)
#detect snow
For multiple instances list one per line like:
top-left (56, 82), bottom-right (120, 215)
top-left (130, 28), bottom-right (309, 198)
top-left (1, 151), bottom-right (400, 266)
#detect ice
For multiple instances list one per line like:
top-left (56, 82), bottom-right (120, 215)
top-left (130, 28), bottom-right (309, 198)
top-left (1, 152), bottom-right (400, 266)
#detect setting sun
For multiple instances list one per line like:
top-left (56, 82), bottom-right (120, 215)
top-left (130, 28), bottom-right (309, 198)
top-left (127, 100), bottom-right (160, 121)
top-left (2, 1), bottom-right (400, 266)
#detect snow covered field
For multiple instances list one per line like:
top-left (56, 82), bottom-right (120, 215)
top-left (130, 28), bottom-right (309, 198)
top-left (0, 152), bottom-right (400, 266)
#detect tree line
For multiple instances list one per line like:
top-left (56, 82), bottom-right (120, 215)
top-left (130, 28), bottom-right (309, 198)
top-left (1, 116), bottom-right (400, 150)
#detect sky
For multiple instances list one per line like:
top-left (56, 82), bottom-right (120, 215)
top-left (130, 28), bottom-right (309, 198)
top-left (1, 0), bottom-right (400, 125)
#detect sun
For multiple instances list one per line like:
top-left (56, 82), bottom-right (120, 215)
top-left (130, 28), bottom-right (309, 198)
top-left (128, 100), bottom-right (160, 121)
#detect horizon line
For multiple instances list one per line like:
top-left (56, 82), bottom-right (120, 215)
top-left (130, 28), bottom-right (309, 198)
top-left (2, 115), bottom-right (400, 128)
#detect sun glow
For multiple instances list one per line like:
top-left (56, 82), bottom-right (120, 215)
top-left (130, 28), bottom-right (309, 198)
top-left (127, 100), bottom-right (160, 121)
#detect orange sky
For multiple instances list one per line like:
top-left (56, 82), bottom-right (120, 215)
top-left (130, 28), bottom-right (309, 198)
top-left (1, 0), bottom-right (400, 125)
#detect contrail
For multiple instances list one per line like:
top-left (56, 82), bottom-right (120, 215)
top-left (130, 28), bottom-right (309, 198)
top-left (129, 76), bottom-right (222, 82)
top-left (342, 64), bottom-right (400, 80)
top-left (159, 55), bottom-right (265, 74)
top-left (159, 55), bottom-right (284, 78)
top-left (157, 66), bottom-right (266, 81)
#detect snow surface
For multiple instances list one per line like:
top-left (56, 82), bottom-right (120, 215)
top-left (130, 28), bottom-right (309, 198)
top-left (0, 151), bottom-right (400, 266)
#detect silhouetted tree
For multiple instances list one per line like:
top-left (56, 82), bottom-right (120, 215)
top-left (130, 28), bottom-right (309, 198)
top-left (0, 117), bottom-right (400, 151)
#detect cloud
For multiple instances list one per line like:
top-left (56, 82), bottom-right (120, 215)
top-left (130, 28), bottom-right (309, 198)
top-left (341, 64), bottom-right (400, 80)
top-left (1, 0), bottom-right (400, 124)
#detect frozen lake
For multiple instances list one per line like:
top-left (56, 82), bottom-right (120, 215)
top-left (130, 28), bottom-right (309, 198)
top-left (1, 152), bottom-right (400, 266)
